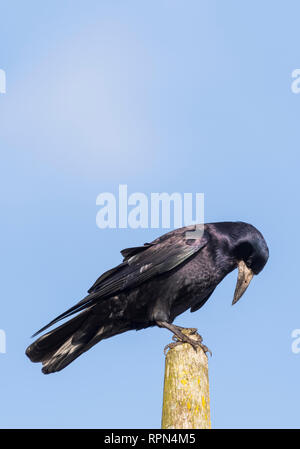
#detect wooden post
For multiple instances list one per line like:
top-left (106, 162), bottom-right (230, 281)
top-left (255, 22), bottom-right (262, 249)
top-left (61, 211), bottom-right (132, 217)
top-left (161, 330), bottom-right (211, 429)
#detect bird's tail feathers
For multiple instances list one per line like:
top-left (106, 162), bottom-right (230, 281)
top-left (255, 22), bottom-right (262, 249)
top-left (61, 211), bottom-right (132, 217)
top-left (26, 307), bottom-right (130, 374)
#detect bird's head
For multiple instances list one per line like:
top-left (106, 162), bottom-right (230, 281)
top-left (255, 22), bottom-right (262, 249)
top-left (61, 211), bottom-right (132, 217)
top-left (230, 222), bottom-right (269, 305)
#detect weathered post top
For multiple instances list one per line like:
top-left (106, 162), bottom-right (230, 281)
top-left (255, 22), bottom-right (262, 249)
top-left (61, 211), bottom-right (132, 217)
top-left (161, 331), bottom-right (211, 429)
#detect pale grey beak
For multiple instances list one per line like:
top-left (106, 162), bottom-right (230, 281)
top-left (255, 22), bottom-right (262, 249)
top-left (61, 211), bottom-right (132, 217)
top-left (232, 260), bottom-right (254, 305)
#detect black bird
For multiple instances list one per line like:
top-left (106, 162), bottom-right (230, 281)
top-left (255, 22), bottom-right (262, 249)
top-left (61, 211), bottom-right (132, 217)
top-left (26, 221), bottom-right (269, 374)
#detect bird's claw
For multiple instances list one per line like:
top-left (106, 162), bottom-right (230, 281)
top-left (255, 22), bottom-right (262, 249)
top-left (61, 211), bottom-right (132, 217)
top-left (199, 343), bottom-right (212, 357)
top-left (164, 341), bottom-right (181, 355)
top-left (175, 326), bottom-right (198, 335)
top-left (164, 330), bottom-right (212, 357)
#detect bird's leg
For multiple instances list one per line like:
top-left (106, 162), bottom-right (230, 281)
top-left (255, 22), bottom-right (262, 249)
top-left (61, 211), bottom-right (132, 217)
top-left (156, 321), bottom-right (212, 356)
top-left (172, 325), bottom-right (198, 335)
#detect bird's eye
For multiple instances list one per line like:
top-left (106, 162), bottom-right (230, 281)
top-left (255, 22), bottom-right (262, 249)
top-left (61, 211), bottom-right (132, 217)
top-left (245, 259), bottom-right (252, 268)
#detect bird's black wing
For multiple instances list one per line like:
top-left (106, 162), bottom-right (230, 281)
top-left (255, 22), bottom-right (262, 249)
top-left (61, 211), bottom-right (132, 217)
top-left (87, 230), bottom-right (208, 299)
top-left (86, 243), bottom-right (154, 293)
top-left (33, 229), bottom-right (208, 336)
top-left (120, 243), bottom-right (153, 261)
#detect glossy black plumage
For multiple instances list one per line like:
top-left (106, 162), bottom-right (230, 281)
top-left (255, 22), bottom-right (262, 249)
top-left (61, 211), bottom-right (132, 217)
top-left (26, 221), bottom-right (269, 374)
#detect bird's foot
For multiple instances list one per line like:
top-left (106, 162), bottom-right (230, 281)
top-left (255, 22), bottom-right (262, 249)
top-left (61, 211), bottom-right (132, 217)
top-left (163, 327), bottom-right (212, 356)
top-left (156, 321), bottom-right (212, 357)
top-left (172, 326), bottom-right (198, 334)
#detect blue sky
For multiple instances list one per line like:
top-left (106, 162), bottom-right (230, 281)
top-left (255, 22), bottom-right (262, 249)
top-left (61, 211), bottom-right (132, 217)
top-left (0, 0), bottom-right (300, 428)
